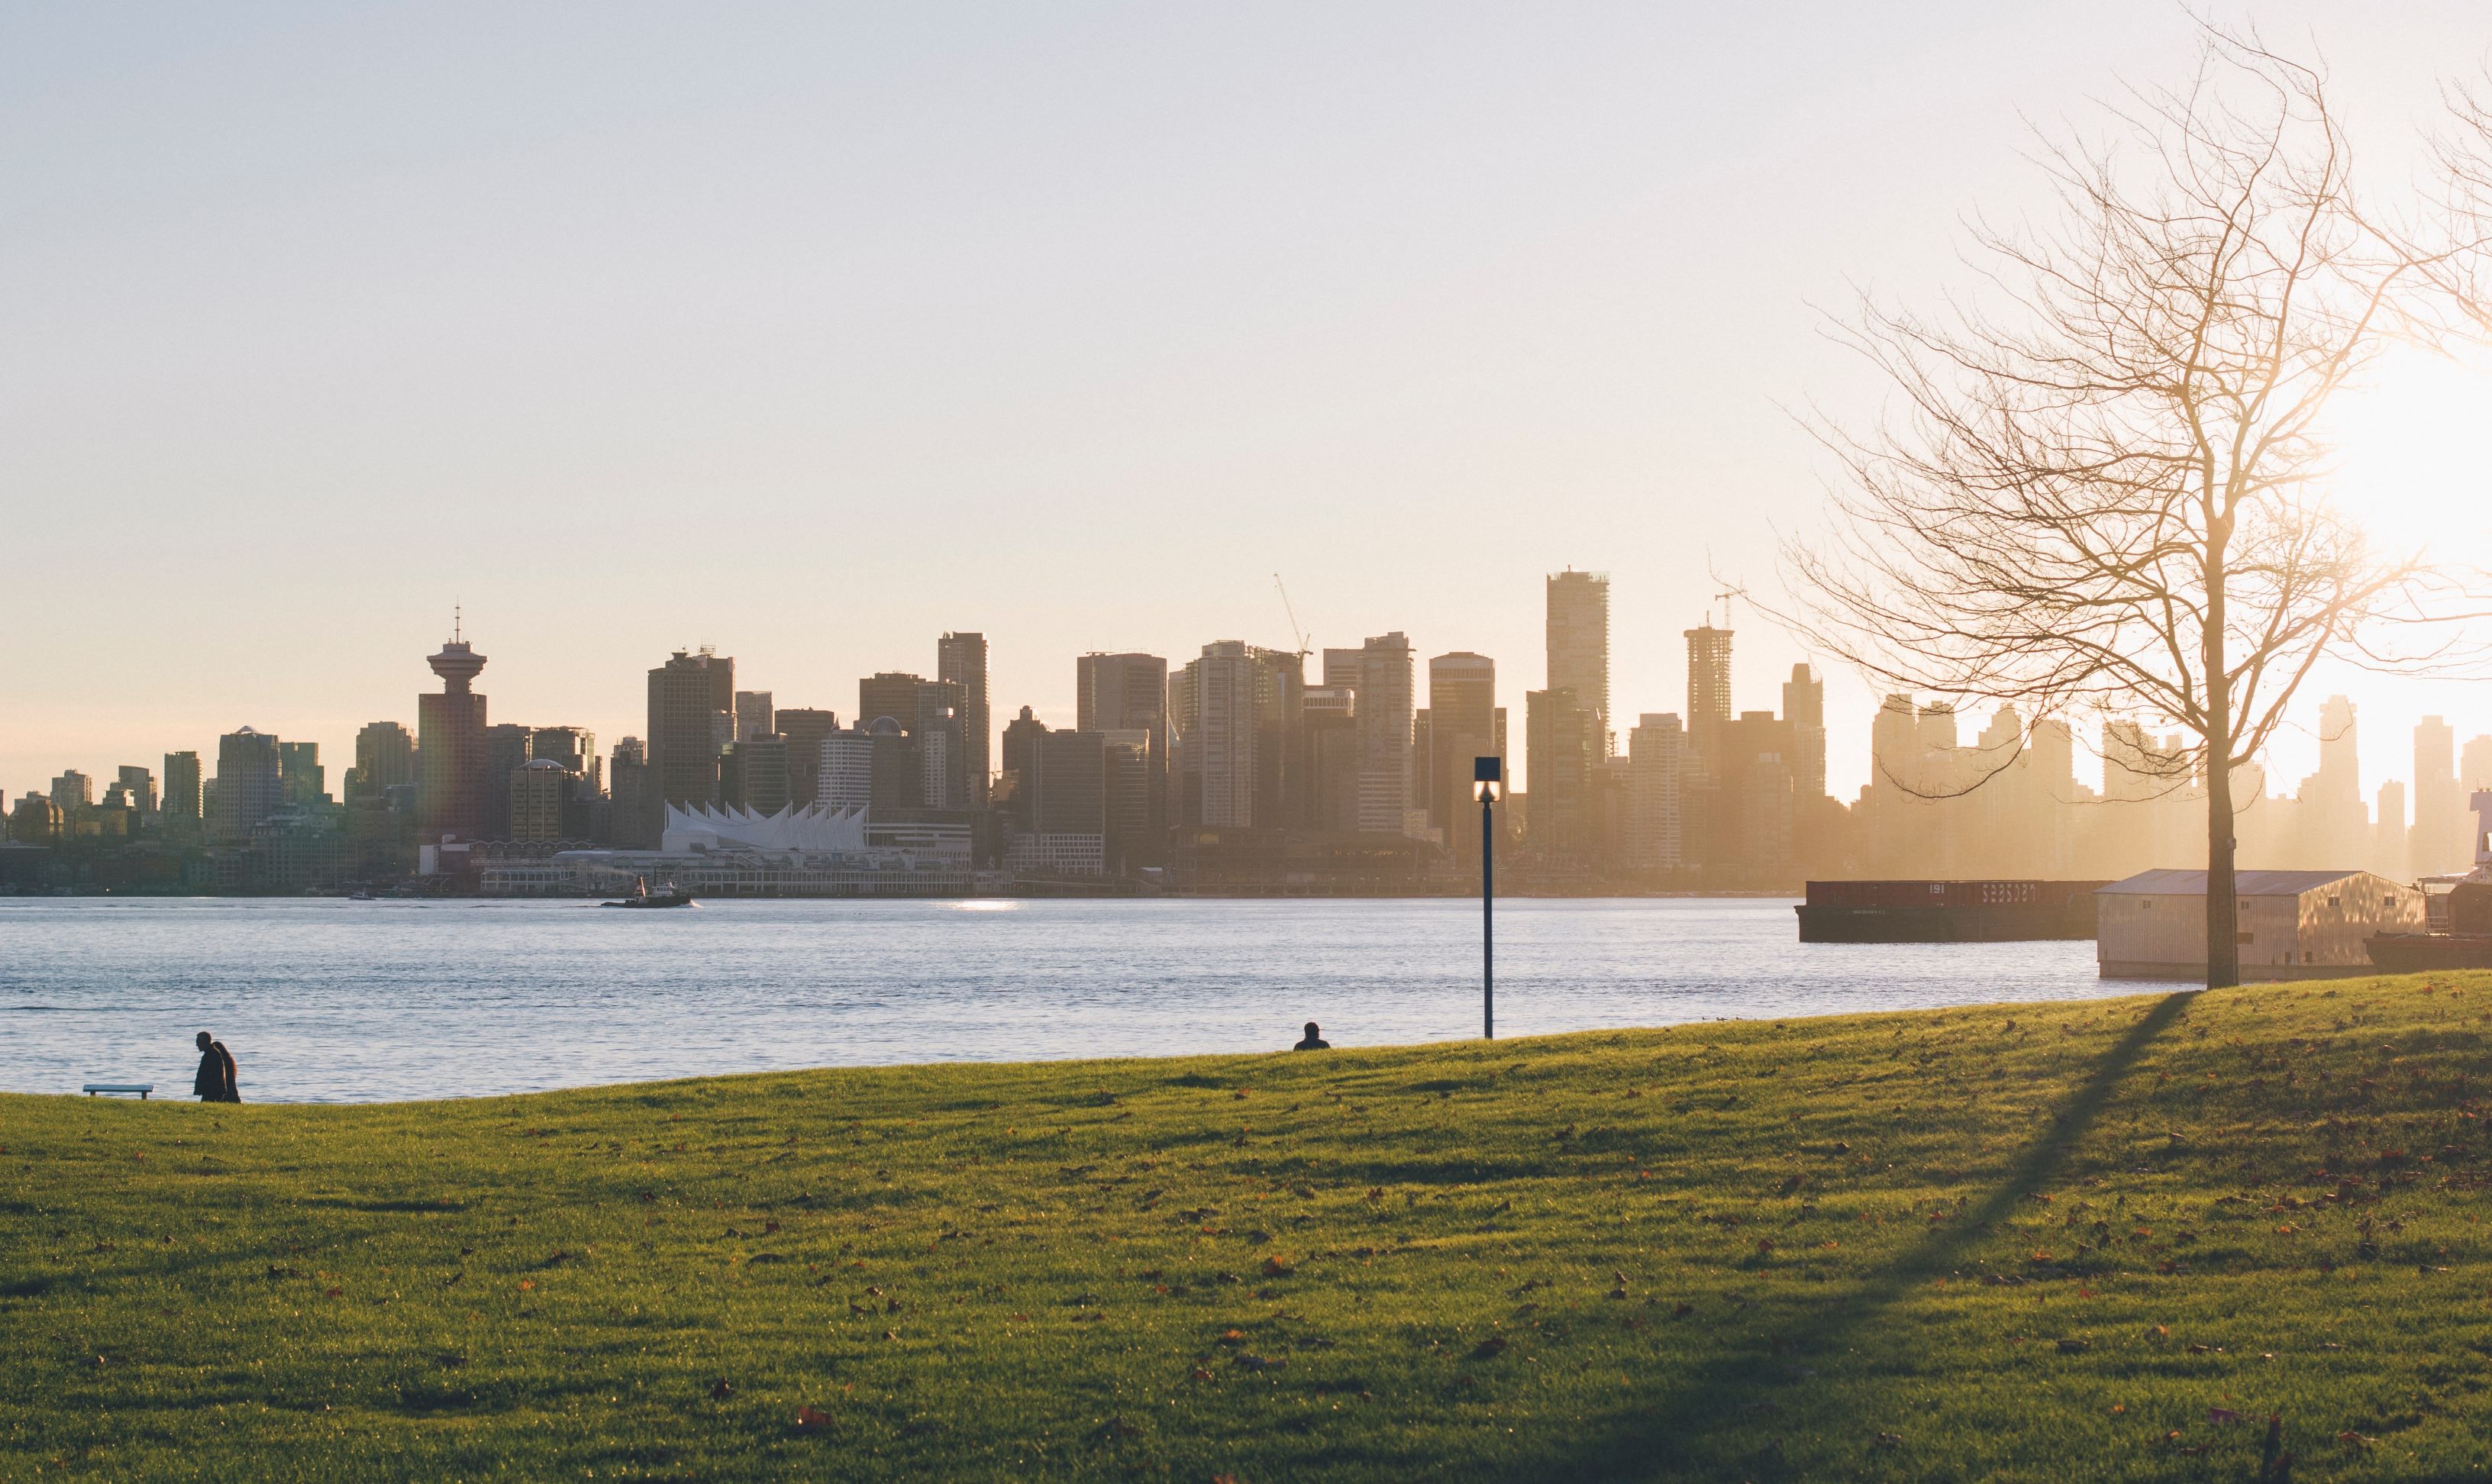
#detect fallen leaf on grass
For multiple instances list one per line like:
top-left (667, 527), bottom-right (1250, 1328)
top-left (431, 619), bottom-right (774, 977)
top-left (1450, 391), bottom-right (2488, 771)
top-left (518, 1280), bottom-right (535, 1292)
top-left (1470, 1336), bottom-right (1509, 1360)
top-left (1235, 1354), bottom-right (1286, 1372)
top-left (711, 1379), bottom-right (732, 1399)
top-left (1259, 1257), bottom-right (1294, 1278)
top-left (793, 1405), bottom-right (833, 1433)
top-left (2210, 1408), bottom-right (2244, 1424)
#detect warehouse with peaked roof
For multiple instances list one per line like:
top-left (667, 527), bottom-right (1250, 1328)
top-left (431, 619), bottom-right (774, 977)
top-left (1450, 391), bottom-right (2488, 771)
top-left (2096, 869), bottom-right (2423, 980)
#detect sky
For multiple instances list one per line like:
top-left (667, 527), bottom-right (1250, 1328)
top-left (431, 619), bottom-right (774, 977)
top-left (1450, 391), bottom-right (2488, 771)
top-left (6, 2), bottom-right (2491, 810)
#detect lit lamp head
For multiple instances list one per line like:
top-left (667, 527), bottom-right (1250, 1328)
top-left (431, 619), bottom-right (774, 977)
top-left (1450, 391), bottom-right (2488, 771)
top-left (1472, 755), bottom-right (1503, 804)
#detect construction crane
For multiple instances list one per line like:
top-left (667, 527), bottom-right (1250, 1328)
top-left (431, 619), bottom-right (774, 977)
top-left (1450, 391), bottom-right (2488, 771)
top-left (1709, 585), bottom-right (1742, 628)
top-left (1273, 574), bottom-right (1312, 660)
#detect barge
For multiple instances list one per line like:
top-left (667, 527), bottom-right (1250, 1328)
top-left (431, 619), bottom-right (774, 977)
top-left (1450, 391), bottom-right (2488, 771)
top-left (1795, 879), bottom-right (2109, 943)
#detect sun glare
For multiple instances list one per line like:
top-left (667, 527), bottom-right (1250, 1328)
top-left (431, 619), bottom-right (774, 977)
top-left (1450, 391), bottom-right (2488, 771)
top-left (2320, 343), bottom-right (2492, 560)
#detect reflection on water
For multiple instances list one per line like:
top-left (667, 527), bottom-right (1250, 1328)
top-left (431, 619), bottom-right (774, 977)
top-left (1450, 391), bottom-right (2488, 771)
top-left (0, 897), bottom-right (2151, 1103)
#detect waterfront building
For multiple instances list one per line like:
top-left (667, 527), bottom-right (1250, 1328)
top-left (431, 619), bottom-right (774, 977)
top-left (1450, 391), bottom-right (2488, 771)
top-left (418, 627), bottom-right (490, 842)
top-left (212, 727), bottom-right (283, 844)
top-left (49, 771), bottom-right (92, 810)
top-left (938, 632), bottom-right (991, 807)
top-left (1545, 569), bottom-right (1610, 750)
top-left (1002, 721), bottom-right (1108, 876)
top-left (1101, 729), bottom-right (1152, 873)
top-left (10, 794), bottom-right (65, 845)
top-left (647, 649), bottom-right (733, 828)
top-left (859, 673), bottom-right (967, 808)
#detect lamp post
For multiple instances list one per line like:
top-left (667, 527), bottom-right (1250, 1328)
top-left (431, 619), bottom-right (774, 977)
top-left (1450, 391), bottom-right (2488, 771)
top-left (1473, 756), bottom-right (1502, 1040)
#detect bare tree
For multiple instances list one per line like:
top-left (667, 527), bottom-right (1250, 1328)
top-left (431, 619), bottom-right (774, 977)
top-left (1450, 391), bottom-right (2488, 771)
top-left (1780, 31), bottom-right (2484, 989)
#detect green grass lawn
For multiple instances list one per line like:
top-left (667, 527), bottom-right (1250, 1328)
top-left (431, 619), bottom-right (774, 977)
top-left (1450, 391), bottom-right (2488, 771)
top-left (8, 975), bottom-right (2492, 1481)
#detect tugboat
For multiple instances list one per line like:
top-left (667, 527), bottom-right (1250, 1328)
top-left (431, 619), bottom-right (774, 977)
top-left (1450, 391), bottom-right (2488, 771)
top-left (602, 876), bottom-right (695, 910)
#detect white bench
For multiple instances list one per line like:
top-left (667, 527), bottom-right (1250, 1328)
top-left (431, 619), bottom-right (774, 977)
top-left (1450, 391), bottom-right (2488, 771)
top-left (82, 1083), bottom-right (155, 1099)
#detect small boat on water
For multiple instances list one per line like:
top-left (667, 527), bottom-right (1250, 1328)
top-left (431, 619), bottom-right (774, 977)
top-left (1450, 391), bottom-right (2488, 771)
top-left (602, 876), bottom-right (695, 910)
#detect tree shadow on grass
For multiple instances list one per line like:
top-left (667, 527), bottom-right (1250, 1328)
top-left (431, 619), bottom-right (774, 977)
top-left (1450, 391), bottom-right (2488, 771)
top-left (1554, 989), bottom-right (2200, 1482)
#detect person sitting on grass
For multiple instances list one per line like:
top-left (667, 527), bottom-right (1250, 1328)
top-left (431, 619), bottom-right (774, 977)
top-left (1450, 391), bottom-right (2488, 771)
top-left (1293, 1021), bottom-right (1330, 1051)
top-left (193, 1031), bottom-right (239, 1103)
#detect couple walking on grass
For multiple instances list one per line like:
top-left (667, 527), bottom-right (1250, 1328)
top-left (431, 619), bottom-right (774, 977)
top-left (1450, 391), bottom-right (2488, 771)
top-left (193, 1031), bottom-right (240, 1102)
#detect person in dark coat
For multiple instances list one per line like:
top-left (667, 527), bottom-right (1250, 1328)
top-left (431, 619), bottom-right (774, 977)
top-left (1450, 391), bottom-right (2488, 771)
top-left (1293, 1021), bottom-right (1330, 1050)
top-left (193, 1031), bottom-right (239, 1102)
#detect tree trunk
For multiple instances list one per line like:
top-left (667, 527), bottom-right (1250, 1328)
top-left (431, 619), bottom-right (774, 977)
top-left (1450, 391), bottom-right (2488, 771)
top-left (2205, 753), bottom-right (2238, 989)
top-left (2204, 544), bottom-right (2238, 990)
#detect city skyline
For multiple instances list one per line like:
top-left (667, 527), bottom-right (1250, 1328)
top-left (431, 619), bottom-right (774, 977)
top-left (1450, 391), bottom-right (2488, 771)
top-left (9, 5), bottom-right (2490, 815)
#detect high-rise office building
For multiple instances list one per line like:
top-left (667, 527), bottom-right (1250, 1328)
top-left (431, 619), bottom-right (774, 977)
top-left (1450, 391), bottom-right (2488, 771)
top-left (1171, 642), bottom-right (1264, 827)
top-left (481, 724), bottom-right (534, 838)
top-left (418, 625), bottom-right (490, 841)
top-left (350, 722), bottom-right (417, 801)
top-left (163, 752), bottom-right (202, 837)
top-left (50, 771), bottom-right (93, 810)
top-left (1101, 730), bottom-right (1152, 872)
top-left (1301, 687), bottom-right (1360, 832)
top-left (212, 727), bottom-right (283, 843)
top-left (728, 736), bottom-right (792, 815)
top-left (1320, 648), bottom-right (1362, 693)
top-left (1546, 569), bottom-right (1610, 750)
top-left (859, 673), bottom-right (967, 808)
top-left (510, 759), bottom-right (576, 841)
top-left (734, 691), bottom-right (775, 744)
top-left (818, 727), bottom-right (874, 812)
top-left (938, 632), bottom-right (991, 807)
top-left (776, 708), bottom-right (841, 807)
top-left (1782, 663), bottom-right (1826, 802)
top-left (647, 650), bottom-right (733, 827)
top-left (607, 738), bottom-right (650, 847)
top-left (1354, 633), bottom-right (1414, 834)
top-left (529, 727), bottom-right (596, 779)
top-left (1525, 689), bottom-right (1598, 860)
top-left (1684, 620), bottom-right (1733, 762)
top-left (1077, 652), bottom-right (1169, 854)
top-left (1625, 714), bottom-right (1684, 871)
top-left (2414, 716), bottom-right (2469, 874)
top-left (274, 741), bottom-right (324, 808)
top-left (2300, 695), bottom-right (2365, 866)
top-left (1427, 652), bottom-right (1498, 854)
top-left (115, 765), bottom-right (158, 818)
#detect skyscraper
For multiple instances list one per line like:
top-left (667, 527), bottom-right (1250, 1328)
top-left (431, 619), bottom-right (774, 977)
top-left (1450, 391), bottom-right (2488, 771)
top-left (50, 770), bottom-right (93, 810)
top-left (350, 721), bottom-right (417, 801)
top-left (776, 708), bottom-right (841, 807)
top-left (1782, 663), bottom-right (1826, 802)
top-left (1683, 620), bottom-right (1733, 762)
top-left (511, 759), bottom-right (574, 842)
top-left (860, 673), bottom-right (967, 808)
top-left (1427, 652), bottom-right (1498, 853)
top-left (647, 649), bottom-right (733, 827)
top-left (115, 765), bottom-right (158, 818)
top-left (607, 738), bottom-right (650, 847)
top-left (212, 727), bottom-right (282, 843)
top-left (1300, 687), bottom-right (1359, 833)
top-left (276, 741), bottom-right (324, 808)
top-left (483, 724), bottom-right (533, 838)
top-left (1354, 632), bottom-right (1414, 834)
top-left (734, 691), bottom-right (776, 744)
top-left (938, 632), bottom-right (991, 807)
top-left (1525, 689), bottom-right (1597, 860)
top-left (163, 751), bottom-right (202, 837)
top-left (1545, 569), bottom-right (1610, 750)
top-left (1077, 652), bottom-right (1169, 854)
top-left (418, 626), bottom-right (489, 840)
top-left (1625, 713), bottom-right (1684, 871)
top-left (1171, 642), bottom-right (1264, 828)
top-left (2414, 716), bottom-right (2468, 874)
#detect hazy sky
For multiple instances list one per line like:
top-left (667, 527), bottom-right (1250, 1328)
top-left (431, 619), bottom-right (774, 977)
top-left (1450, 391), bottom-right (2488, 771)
top-left (8, 3), bottom-right (2491, 807)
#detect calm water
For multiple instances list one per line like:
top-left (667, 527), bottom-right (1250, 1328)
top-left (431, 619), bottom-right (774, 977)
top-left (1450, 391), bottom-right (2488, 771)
top-left (0, 897), bottom-right (2150, 1103)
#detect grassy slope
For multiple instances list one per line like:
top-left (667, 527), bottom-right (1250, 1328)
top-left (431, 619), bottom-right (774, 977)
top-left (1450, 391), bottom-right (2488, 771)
top-left (7, 976), bottom-right (2492, 1482)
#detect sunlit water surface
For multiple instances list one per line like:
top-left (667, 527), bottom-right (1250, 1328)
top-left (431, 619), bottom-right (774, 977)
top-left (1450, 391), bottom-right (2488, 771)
top-left (0, 897), bottom-right (2152, 1102)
